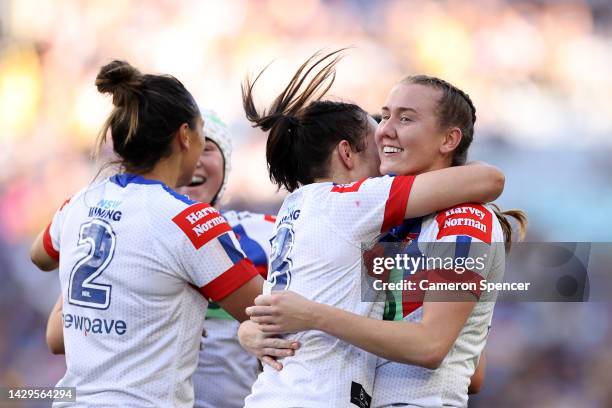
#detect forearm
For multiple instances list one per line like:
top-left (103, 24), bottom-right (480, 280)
top-left (406, 164), bottom-right (504, 218)
top-left (311, 303), bottom-right (442, 368)
top-left (46, 296), bottom-right (64, 354)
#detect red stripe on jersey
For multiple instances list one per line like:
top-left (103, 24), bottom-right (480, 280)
top-left (381, 176), bottom-right (415, 233)
top-left (331, 178), bottom-right (367, 193)
top-left (255, 264), bottom-right (268, 279)
top-left (59, 197), bottom-right (71, 211)
top-left (264, 214), bottom-right (276, 223)
top-left (173, 203), bottom-right (232, 249)
top-left (43, 223), bottom-right (60, 262)
top-left (436, 204), bottom-right (492, 244)
top-left (199, 258), bottom-right (259, 302)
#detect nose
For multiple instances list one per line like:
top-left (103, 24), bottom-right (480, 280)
top-left (196, 155), bottom-right (204, 168)
top-left (376, 118), bottom-right (396, 142)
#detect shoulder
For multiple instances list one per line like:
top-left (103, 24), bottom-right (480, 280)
top-left (427, 203), bottom-right (497, 244)
top-left (222, 210), bottom-right (276, 227)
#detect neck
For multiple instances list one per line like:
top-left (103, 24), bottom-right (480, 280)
top-left (417, 155), bottom-right (453, 175)
top-left (134, 156), bottom-right (182, 188)
top-left (314, 171), bottom-right (358, 185)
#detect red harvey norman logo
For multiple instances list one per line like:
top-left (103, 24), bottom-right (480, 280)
top-left (436, 204), bottom-right (492, 244)
top-left (173, 203), bottom-right (231, 249)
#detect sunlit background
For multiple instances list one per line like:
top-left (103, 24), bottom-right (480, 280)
top-left (1, 0), bottom-right (611, 406)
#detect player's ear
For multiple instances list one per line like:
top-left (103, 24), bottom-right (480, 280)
top-left (177, 123), bottom-right (192, 151)
top-left (440, 127), bottom-right (462, 155)
top-left (336, 139), bottom-right (354, 170)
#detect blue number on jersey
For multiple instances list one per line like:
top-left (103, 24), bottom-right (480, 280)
top-left (68, 219), bottom-right (116, 309)
top-left (268, 224), bottom-right (295, 291)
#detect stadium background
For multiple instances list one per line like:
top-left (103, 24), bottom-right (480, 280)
top-left (1, 0), bottom-right (611, 406)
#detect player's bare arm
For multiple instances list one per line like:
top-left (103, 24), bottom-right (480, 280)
top-left (406, 163), bottom-right (504, 219)
top-left (30, 228), bottom-right (59, 271)
top-left (216, 274), bottom-right (265, 322)
top-left (248, 289), bottom-right (476, 369)
top-left (468, 351), bottom-right (486, 394)
top-left (46, 294), bottom-right (64, 355)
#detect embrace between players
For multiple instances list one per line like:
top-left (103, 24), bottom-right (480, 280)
top-left (31, 49), bottom-right (526, 408)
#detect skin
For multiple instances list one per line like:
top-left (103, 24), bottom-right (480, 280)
top-left (242, 84), bottom-right (492, 389)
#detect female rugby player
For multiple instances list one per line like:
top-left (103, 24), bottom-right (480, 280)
top-left (31, 61), bottom-right (263, 407)
top-left (238, 50), bottom-right (506, 408)
top-left (246, 74), bottom-right (527, 407)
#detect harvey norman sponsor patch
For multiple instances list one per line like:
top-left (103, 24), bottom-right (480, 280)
top-left (173, 203), bottom-right (231, 249)
top-left (435, 204), bottom-right (492, 244)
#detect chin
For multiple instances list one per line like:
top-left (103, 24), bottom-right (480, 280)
top-left (381, 161), bottom-right (407, 176)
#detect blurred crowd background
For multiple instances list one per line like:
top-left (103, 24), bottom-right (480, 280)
top-left (1, 0), bottom-right (611, 406)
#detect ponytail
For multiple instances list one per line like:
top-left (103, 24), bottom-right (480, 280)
top-left (242, 49), bottom-right (368, 192)
top-left (490, 204), bottom-right (528, 252)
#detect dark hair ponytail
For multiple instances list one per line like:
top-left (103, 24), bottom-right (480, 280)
top-left (242, 50), bottom-right (369, 192)
top-left (95, 60), bottom-right (200, 174)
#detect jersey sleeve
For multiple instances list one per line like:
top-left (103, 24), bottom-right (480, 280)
top-left (325, 175), bottom-right (415, 243)
top-left (231, 212), bottom-right (275, 279)
top-left (172, 202), bottom-right (259, 302)
top-left (424, 203), bottom-right (498, 299)
top-left (42, 197), bottom-right (72, 261)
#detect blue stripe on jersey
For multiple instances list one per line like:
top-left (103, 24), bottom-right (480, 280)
top-left (110, 173), bottom-right (194, 205)
top-left (455, 235), bottom-right (472, 258)
top-left (232, 224), bottom-right (268, 267)
top-left (218, 233), bottom-right (246, 264)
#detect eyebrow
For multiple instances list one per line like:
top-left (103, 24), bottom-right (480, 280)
top-left (381, 106), bottom-right (418, 114)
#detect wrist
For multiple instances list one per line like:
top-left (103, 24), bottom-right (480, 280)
top-left (309, 301), bottom-right (329, 331)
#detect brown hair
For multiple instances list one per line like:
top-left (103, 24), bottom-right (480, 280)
top-left (95, 60), bottom-right (200, 174)
top-left (401, 75), bottom-right (527, 249)
top-left (242, 49), bottom-right (369, 192)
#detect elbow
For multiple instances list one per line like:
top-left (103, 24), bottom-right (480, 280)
top-left (396, 344), bottom-right (447, 370)
top-left (468, 381), bottom-right (482, 395)
top-left (420, 352), bottom-right (445, 370)
top-left (46, 334), bottom-right (64, 355)
top-left (483, 166), bottom-right (505, 202)
top-left (412, 342), bottom-right (448, 370)
top-left (48, 343), bottom-right (64, 355)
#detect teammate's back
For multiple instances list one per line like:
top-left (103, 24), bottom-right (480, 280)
top-left (246, 176), bottom-right (413, 408)
top-left (51, 175), bottom-right (251, 407)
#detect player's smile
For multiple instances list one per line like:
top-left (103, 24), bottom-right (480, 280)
top-left (382, 145), bottom-right (404, 155)
top-left (188, 174), bottom-right (206, 187)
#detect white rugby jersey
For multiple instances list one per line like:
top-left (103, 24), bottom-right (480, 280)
top-left (43, 173), bottom-right (258, 408)
top-left (373, 203), bottom-right (505, 408)
top-left (194, 210), bottom-right (275, 408)
top-left (245, 175), bottom-right (414, 408)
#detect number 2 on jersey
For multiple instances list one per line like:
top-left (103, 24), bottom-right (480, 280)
top-left (68, 219), bottom-right (116, 309)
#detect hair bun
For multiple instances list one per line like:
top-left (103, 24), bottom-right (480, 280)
top-left (95, 60), bottom-right (143, 106)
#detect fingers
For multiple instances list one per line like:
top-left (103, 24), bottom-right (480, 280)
top-left (261, 347), bottom-right (295, 357)
top-left (264, 338), bottom-right (300, 350)
top-left (250, 315), bottom-right (278, 325)
top-left (254, 294), bottom-right (275, 306)
top-left (261, 355), bottom-right (283, 371)
top-left (246, 305), bottom-right (276, 317)
top-left (259, 324), bottom-right (283, 334)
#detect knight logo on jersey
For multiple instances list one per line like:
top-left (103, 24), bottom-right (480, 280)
top-left (173, 202), bottom-right (231, 249)
top-left (435, 203), bottom-right (492, 244)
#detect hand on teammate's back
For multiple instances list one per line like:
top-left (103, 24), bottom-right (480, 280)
top-left (237, 320), bottom-right (300, 371)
